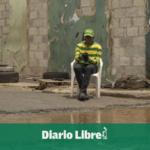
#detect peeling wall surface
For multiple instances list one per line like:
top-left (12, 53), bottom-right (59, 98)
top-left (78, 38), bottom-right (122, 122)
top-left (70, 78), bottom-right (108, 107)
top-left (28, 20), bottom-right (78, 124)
top-left (146, 0), bottom-right (150, 79)
top-left (48, 0), bottom-right (109, 82)
top-left (2, 0), bottom-right (27, 75)
top-left (0, 0), bottom-right (9, 63)
top-left (0, 0), bottom-right (148, 80)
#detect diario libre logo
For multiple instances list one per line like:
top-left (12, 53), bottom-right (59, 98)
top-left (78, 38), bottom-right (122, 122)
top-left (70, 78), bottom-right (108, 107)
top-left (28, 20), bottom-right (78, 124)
top-left (42, 127), bottom-right (108, 140)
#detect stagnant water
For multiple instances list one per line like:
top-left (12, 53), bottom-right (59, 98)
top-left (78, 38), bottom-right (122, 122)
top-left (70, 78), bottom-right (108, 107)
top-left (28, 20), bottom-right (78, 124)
top-left (0, 107), bottom-right (150, 123)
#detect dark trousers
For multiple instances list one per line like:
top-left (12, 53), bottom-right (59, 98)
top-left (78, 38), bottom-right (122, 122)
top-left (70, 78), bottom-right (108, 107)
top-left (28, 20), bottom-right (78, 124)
top-left (74, 63), bottom-right (98, 91)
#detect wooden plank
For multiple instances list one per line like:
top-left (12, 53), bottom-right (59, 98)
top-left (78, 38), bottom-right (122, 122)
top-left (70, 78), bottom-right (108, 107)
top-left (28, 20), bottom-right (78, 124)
top-left (39, 79), bottom-right (73, 83)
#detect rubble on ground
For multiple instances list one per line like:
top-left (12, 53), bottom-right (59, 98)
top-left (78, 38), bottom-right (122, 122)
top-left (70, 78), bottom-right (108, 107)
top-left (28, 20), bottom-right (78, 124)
top-left (104, 75), bottom-right (150, 89)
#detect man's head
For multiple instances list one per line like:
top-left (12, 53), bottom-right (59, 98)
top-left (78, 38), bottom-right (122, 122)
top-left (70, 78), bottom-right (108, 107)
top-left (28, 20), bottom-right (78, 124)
top-left (84, 29), bottom-right (94, 46)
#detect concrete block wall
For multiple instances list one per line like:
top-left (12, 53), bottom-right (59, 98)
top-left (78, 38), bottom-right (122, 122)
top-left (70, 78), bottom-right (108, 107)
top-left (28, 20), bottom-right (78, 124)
top-left (28, 0), bottom-right (50, 75)
top-left (107, 0), bottom-right (147, 79)
top-left (0, 0), bottom-right (9, 63)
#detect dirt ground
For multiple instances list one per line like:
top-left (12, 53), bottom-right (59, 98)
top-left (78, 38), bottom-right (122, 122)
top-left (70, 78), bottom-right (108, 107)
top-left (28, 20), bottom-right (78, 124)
top-left (0, 78), bottom-right (150, 123)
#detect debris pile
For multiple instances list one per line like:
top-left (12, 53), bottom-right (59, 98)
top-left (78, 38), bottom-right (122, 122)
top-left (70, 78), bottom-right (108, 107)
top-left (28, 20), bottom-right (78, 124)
top-left (104, 75), bottom-right (150, 89)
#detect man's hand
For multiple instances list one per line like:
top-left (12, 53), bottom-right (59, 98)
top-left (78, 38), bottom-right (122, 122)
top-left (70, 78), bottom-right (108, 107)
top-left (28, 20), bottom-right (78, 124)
top-left (82, 53), bottom-right (89, 62)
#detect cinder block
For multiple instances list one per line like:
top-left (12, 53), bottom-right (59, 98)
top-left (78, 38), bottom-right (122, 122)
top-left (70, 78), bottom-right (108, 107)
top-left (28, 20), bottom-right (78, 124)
top-left (126, 7), bottom-right (138, 17)
top-left (107, 0), bottom-right (112, 9)
top-left (6, 18), bottom-right (9, 25)
top-left (0, 28), bottom-right (2, 36)
top-left (42, 35), bottom-right (48, 43)
top-left (113, 28), bottom-right (124, 37)
top-left (38, 27), bottom-right (48, 35)
top-left (133, 36), bottom-right (145, 46)
top-left (34, 4), bottom-right (43, 11)
top-left (30, 11), bottom-right (38, 19)
top-left (29, 28), bottom-right (38, 35)
top-left (112, 57), bottom-right (120, 67)
top-left (135, 66), bottom-right (146, 76)
top-left (124, 66), bottom-right (140, 76)
top-left (29, 51), bottom-right (35, 59)
top-left (42, 3), bottom-right (47, 11)
top-left (133, 0), bottom-right (146, 6)
top-left (43, 50), bottom-right (48, 59)
top-left (43, 19), bottom-right (47, 26)
top-left (33, 19), bottom-right (43, 27)
top-left (2, 0), bottom-right (9, 3)
top-left (0, 12), bottom-right (2, 18)
top-left (112, 0), bottom-right (120, 9)
top-left (133, 18), bottom-right (145, 27)
top-left (120, 37), bottom-right (132, 47)
top-left (34, 36), bottom-right (42, 43)
top-left (5, 3), bottom-right (9, 10)
top-left (114, 9), bottom-right (125, 18)
top-left (34, 51), bottom-right (43, 59)
top-left (139, 6), bottom-right (146, 17)
top-left (39, 43), bottom-right (48, 51)
top-left (0, 19), bottom-right (5, 26)
top-left (29, 3), bottom-right (36, 11)
top-left (125, 46), bottom-right (139, 57)
top-left (81, 7), bottom-right (92, 16)
top-left (116, 66), bottom-right (126, 78)
top-left (80, 0), bottom-right (91, 7)
top-left (127, 27), bottom-right (138, 36)
top-left (113, 47), bottom-right (125, 57)
top-left (29, 35), bottom-right (34, 43)
top-left (30, 43), bottom-right (38, 51)
top-left (113, 38), bottom-right (120, 48)
top-left (133, 57), bottom-right (145, 66)
top-left (120, 0), bottom-right (132, 8)
top-left (0, 4), bottom-right (5, 11)
top-left (138, 46), bottom-right (145, 56)
top-left (3, 11), bottom-right (9, 18)
top-left (113, 19), bottom-right (120, 28)
top-left (120, 18), bottom-right (132, 27)
top-left (39, 10), bottom-right (47, 19)
top-left (139, 27), bottom-right (145, 35)
top-left (120, 57), bottom-right (131, 66)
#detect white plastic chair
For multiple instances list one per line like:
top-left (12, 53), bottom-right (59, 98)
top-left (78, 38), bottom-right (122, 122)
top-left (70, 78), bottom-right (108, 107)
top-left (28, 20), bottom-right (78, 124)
top-left (70, 59), bottom-right (103, 98)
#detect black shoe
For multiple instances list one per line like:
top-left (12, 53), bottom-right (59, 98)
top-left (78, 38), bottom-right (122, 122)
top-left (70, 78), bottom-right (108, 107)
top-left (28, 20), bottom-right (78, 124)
top-left (78, 91), bottom-right (86, 101)
top-left (78, 89), bottom-right (89, 101)
top-left (84, 89), bottom-right (89, 100)
top-left (84, 93), bottom-right (89, 100)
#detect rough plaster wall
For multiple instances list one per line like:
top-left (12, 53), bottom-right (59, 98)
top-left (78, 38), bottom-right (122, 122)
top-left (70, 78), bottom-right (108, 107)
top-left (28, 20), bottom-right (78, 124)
top-left (106, 0), bottom-right (147, 79)
top-left (28, 0), bottom-right (50, 75)
top-left (0, 0), bottom-right (9, 63)
top-left (48, 0), bottom-right (110, 83)
top-left (1, 0), bottom-right (28, 75)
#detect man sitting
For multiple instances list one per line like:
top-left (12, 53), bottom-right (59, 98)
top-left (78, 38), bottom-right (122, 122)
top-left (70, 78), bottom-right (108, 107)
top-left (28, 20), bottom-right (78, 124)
top-left (74, 29), bottom-right (102, 101)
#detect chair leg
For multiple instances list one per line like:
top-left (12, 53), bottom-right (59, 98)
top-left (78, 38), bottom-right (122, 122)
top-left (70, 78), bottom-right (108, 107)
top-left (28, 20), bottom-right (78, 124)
top-left (70, 76), bottom-right (75, 97)
top-left (96, 77), bottom-right (100, 98)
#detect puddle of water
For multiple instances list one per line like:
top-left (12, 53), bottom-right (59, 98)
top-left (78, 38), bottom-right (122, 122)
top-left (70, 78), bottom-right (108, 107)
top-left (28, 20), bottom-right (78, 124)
top-left (0, 107), bottom-right (150, 123)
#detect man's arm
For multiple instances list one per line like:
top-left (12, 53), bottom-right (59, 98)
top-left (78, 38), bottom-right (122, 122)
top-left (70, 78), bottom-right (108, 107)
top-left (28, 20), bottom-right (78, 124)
top-left (75, 45), bottom-right (83, 62)
top-left (88, 45), bottom-right (102, 65)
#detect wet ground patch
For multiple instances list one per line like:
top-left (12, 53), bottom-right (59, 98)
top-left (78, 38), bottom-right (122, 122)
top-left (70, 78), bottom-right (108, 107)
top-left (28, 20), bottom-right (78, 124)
top-left (0, 107), bottom-right (150, 123)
